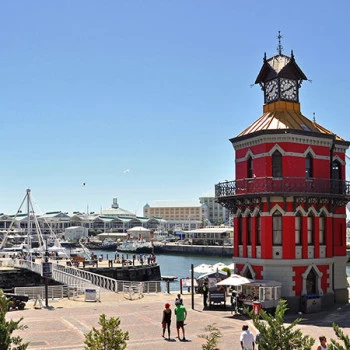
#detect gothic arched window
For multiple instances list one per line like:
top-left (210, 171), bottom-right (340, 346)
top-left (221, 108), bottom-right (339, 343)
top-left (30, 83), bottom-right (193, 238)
top-left (306, 268), bottom-right (317, 294)
top-left (332, 160), bottom-right (341, 180)
top-left (238, 215), bottom-right (243, 245)
top-left (272, 150), bottom-right (282, 178)
top-left (247, 214), bottom-right (252, 245)
top-left (319, 214), bottom-right (325, 245)
top-left (247, 156), bottom-right (253, 179)
top-left (272, 211), bottom-right (282, 246)
top-left (295, 212), bottom-right (302, 246)
top-left (256, 214), bottom-right (261, 246)
top-left (307, 214), bottom-right (314, 245)
top-left (306, 153), bottom-right (313, 178)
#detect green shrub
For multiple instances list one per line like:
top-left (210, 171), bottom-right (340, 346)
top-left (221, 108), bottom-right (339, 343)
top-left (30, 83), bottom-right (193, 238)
top-left (84, 314), bottom-right (129, 350)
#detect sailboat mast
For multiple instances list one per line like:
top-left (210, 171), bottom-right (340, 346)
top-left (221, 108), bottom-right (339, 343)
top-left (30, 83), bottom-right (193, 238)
top-left (26, 188), bottom-right (31, 248)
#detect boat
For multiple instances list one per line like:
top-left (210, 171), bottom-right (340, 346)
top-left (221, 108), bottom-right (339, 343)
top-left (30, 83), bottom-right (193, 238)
top-left (0, 189), bottom-right (90, 261)
top-left (100, 238), bottom-right (118, 250)
top-left (117, 240), bottom-right (153, 254)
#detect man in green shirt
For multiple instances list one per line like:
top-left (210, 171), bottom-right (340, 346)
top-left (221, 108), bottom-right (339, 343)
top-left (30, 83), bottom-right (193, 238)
top-left (174, 301), bottom-right (187, 341)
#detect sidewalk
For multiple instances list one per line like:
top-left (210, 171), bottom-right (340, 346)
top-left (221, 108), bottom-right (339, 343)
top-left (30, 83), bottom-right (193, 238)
top-left (9, 291), bottom-right (350, 350)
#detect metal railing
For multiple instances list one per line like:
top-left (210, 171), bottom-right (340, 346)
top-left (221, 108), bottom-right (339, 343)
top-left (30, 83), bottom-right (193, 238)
top-left (215, 177), bottom-right (350, 198)
top-left (14, 285), bottom-right (69, 299)
top-left (13, 259), bottom-right (162, 294)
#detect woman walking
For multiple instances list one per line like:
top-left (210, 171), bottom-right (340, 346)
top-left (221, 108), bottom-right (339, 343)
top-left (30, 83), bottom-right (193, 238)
top-left (161, 302), bottom-right (172, 340)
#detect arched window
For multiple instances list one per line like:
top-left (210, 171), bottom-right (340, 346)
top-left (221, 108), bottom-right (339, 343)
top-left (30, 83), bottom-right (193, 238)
top-left (245, 269), bottom-right (253, 279)
top-left (238, 215), bottom-right (243, 245)
top-left (272, 150), bottom-right (282, 178)
top-left (319, 214), bottom-right (325, 245)
top-left (332, 160), bottom-right (341, 180)
top-left (306, 268), bottom-right (317, 294)
top-left (247, 214), bottom-right (252, 245)
top-left (272, 211), bottom-right (282, 246)
top-left (332, 160), bottom-right (342, 194)
top-left (307, 214), bottom-right (314, 245)
top-left (256, 214), bottom-right (261, 246)
top-left (295, 212), bottom-right (302, 246)
top-left (247, 156), bottom-right (253, 179)
top-left (305, 153), bottom-right (313, 178)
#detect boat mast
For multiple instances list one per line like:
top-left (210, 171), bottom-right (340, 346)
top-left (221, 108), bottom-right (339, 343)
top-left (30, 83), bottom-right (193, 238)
top-left (0, 191), bottom-right (27, 250)
top-left (26, 188), bottom-right (31, 249)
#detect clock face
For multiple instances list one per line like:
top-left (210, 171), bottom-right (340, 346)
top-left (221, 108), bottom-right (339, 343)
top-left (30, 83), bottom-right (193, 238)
top-left (280, 78), bottom-right (297, 101)
top-left (265, 79), bottom-right (278, 102)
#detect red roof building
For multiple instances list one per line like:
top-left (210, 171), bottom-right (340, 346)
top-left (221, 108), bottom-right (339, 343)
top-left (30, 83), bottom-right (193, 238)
top-left (216, 42), bottom-right (350, 311)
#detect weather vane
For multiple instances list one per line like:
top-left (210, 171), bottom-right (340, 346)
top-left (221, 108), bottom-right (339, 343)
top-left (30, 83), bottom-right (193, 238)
top-left (277, 31), bottom-right (283, 55)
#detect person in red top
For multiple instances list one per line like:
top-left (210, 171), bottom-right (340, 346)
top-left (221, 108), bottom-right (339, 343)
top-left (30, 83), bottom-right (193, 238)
top-left (161, 303), bottom-right (172, 340)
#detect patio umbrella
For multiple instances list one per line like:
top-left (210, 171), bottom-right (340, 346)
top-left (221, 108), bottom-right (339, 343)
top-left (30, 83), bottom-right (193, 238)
top-left (212, 262), bottom-right (228, 271)
top-left (227, 263), bottom-right (236, 271)
top-left (216, 274), bottom-right (252, 286)
top-left (197, 270), bottom-right (228, 280)
top-left (193, 263), bottom-right (215, 274)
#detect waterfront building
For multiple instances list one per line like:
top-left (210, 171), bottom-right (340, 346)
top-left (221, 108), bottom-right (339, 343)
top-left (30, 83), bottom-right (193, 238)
top-left (143, 200), bottom-right (203, 230)
top-left (215, 38), bottom-right (350, 310)
top-left (187, 226), bottom-right (233, 245)
top-left (199, 196), bottom-right (230, 225)
top-left (100, 197), bottom-right (136, 218)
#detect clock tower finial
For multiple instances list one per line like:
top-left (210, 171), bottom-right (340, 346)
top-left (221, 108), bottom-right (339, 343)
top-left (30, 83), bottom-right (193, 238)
top-left (277, 31), bottom-right (283, 55)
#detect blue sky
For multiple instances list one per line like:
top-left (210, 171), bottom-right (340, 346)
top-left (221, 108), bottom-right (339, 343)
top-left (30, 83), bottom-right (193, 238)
top-left (0, 1), bottom-right (349, 216)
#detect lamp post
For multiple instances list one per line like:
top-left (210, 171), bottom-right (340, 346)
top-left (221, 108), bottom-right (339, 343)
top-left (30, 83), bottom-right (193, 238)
top-left (44, 239), bottom-right (49, 307)
top-left (42, 238), bottom-right (52, 308)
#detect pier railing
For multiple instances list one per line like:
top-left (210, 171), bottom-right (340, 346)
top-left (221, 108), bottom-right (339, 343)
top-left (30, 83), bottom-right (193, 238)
top-left (13, 259), bottom-right (162, 294)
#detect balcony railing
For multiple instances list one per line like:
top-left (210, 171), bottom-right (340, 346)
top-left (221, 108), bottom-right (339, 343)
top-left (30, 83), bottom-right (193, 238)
top-left (215, 177), bottom-right (350, 198)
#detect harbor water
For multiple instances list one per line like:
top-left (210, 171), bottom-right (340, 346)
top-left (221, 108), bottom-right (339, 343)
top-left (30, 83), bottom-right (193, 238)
top-left (88, 249), bottom-right (350, 292)
top-left (90, 249), bottom-right (234, 292)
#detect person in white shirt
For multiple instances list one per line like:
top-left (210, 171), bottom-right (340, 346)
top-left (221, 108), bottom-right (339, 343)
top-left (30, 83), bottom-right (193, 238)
top-left (317, 335), bottom-right (328, 350)
top-left (240, 325), bottom-right (255, 350)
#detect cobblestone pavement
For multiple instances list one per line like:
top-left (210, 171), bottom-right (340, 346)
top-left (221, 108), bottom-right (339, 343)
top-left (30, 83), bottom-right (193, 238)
top-left (8, 291), bottom-right (350, 350)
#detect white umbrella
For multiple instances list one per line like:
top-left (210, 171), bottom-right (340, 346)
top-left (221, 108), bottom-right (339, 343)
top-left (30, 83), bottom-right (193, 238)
top-left (197, 270), bottom-right (228, 280)
top-left (216, 274), bottom-right (252, 286)
top-left (193, 263), bottom-right (215, 274)
top-left (127, 226), bottom-right (150, 233)
top-left (227, 263), bottom-right (236, 271)
top-left (213, 262), bottom-right (228, 271)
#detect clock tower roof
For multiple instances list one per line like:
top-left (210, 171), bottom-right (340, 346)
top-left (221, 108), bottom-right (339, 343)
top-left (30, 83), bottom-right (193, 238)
top-left (234, 101), bottom-right (347, 143)
top-left (255, 51), bottom-right (308, 84)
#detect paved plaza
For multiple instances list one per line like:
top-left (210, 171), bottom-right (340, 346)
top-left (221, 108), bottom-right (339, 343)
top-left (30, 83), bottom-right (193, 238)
top-left (8, 290), bottom-right (350, 350)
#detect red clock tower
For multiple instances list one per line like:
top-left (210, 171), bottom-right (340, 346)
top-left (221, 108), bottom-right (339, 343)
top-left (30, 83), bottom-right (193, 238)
top-left (216, 39), bottom-right (350, 310)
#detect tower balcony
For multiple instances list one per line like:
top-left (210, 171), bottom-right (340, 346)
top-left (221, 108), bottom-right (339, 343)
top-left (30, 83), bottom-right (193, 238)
top-left (215, 177), bottom-right (350, 201)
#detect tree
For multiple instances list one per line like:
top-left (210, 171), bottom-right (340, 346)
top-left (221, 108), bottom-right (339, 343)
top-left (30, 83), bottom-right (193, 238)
top-left (328, 322), bottom-right (350, 350)
top-left (0, 291), bottom-right (29, 350)
top-left (221, 267), bottom-right (231, 277)
top-left (248, 299), bottom-right (315, 350)
top-left (84, 314), bottom-right (129, 350)
top-left (198, 323), bottom-right (222, 350)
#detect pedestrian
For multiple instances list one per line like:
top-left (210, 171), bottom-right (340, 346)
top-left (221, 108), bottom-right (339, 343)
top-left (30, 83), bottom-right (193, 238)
top-left (175, 293), bottom-right (183, 306)
top-left (240, 324), bottom-right (255, 350)
top-left (316, 335), bottom-right (328, 350)
top-left (161, 302), bottom-right (172, 340)
top-left (174, 300), bottom-right (187, 341)
top-left (202, 282), bottom-right (209, 307)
